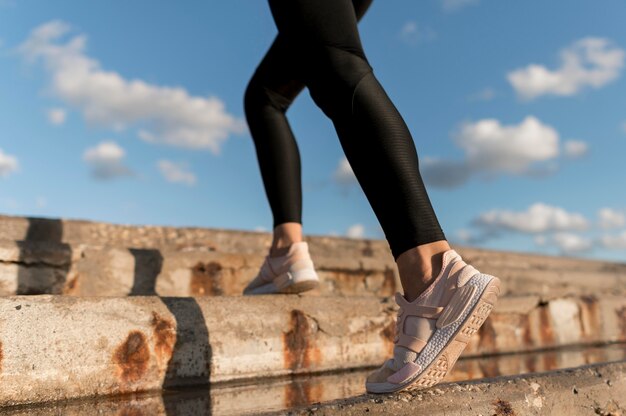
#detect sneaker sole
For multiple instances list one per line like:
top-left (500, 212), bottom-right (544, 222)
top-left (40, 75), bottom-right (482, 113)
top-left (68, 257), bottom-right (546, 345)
top-left (244, 272), bottom-right (320, 295)
top-left (366, 274), bottom-right (501, 394)
top-left (279, 278), bottom-right (320, 294)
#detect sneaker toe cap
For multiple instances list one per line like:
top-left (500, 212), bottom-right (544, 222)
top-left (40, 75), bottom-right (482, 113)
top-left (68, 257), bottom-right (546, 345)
top-left (366, 361), bottom-right (396, 384)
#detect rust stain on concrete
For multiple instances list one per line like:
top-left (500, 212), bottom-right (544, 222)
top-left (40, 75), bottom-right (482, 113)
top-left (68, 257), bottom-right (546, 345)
top-left (538, 305), bottom-right (555, 346)
top-left (190, 261), bottom-right (224, 296)
top-left (579, 295), bottom-right (600, 340)
top-left (63, 273), bottom-right (80, 294)
top-left (113, 331), bottom-right (151, 384)
top-left (150, 311), bottom-right (175, 365)
top-left (542, 348), bottom-right (558, 373)
top-left (476, 318), bottom-right (500, 377)
top-left (282, 309), bottom-right (321, 371)
top-left (492, 398), bottom-right (516, 415)
top-left (284, 380), bottom-right (324, 410)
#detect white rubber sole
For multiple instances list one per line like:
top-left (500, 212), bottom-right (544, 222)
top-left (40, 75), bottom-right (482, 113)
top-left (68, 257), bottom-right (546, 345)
top-left (366, 273), bottom-right (501, 394)
top-left (244, 269), bottom-right (320, 295)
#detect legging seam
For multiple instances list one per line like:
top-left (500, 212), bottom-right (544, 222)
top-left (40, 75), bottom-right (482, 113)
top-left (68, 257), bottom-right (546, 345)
top-left (350, 70), bottom-right (372, 116)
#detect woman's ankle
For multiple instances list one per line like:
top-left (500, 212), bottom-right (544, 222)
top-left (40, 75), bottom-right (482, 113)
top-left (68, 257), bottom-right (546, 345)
top-left (270, 222), bottom-right (303, 257)
top-left (395, 240), bottom-right (451, 302)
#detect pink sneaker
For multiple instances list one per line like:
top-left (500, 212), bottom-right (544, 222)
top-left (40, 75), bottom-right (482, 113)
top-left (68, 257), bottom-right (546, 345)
top-left (365, 249), bottom-right (500, 394)
top-left (243, 241), bottom-right (320, 295)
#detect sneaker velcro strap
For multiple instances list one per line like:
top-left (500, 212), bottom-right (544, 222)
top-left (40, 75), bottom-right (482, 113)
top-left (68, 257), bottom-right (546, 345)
top-left (395, 333), bottom-right (429, 354)
top-left (394, 304), bottom-right (444, 353)
top-left (399, 304), bottom-right (444, 319)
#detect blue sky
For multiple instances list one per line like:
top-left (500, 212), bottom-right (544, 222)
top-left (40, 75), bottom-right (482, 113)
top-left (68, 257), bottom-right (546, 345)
top-left (1, 0), bottom-right (625, 262)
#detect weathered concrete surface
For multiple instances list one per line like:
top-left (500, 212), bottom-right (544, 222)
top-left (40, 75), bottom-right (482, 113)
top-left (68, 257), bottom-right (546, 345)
top-left (0, 239), bottom-right (397, 297)
top-left (3, 345), bottom-right (624, 415)
top-left (0, 294), bottom-right (625, 407)
top-left (0, 294), bottom-right (391, 407)
top-left (2, 238), bottom-right (625, 298)
top-left (264, 360), bottom-right (626, 416)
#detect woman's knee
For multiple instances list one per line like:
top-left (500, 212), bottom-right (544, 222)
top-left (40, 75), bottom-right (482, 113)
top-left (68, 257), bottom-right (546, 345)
top-left (305, 45), bottom-right (373, 119)
top-left (244, 75), bottom-right (293, 116)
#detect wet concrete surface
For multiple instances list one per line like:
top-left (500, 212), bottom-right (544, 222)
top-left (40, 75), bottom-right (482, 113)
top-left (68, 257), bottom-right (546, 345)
top-left (1, 342), bottom-right (625, 415)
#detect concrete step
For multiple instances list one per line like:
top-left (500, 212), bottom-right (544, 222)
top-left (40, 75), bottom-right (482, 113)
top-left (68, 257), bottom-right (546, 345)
top-left (0, 238), bottom-right (397, 297)
top-left (2, 238), bottom-right (625, 298)
top-left (3, 214), bottom-right (626, 296)
top-left (270, 359), bottom-right (626, 416)
top-left (3, 344), bottom-right (624, 415)
top-left (0, 293), bottom-right (624, 407)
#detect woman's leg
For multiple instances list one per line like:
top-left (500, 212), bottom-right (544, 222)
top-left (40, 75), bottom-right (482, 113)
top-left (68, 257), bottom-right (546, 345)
top-left (244, 34), bottom-right (306, 256)
top-left (243, 0), bottom-right (375, 257)
top-left (261, 0), bottom-right (502, 394)
top-left (266, 0), bottom-right (449, 296)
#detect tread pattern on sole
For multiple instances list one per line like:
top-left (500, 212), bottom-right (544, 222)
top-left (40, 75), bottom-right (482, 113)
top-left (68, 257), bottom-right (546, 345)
top-left (414, 354), bottom-right (448, 388)
top-left (460, 302), bottom-right (494, 338)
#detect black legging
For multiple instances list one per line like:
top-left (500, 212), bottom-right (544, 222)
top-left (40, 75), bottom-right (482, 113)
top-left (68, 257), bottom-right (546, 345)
top-left (244, 0), bottom-right (446, 261)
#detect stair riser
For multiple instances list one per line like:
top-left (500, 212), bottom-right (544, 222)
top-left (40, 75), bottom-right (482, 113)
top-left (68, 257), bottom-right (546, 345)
top-left (0, 294), bottom-right (624, 407)
top-left (2, 240), bottom-right (624, 298)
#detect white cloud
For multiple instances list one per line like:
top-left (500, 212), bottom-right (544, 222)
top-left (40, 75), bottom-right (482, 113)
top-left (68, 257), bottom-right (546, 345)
top-left (253, 225), bottom-right (267, 232)
top-left (563, 140), bottom-right (589, 158)
top-left (467, 87), bottom-right (496, 102)
top-left (35, 196), bottom-right (47, 208)
top-left (598, 208), bottom-right (625, 229)
top-left (46, 107), bottom-right (67, 125)
top-left (535, 232), bottom-right (592, 253)
top-left (0, 148), bottom-right (19, 177)
top-left (507, 37), bottom-right (625, 100)
top-left (474, 202), bottom-right (589, 234)
top-left (346, 223), bottom-right (365, 239)
top-left (441, 0), bottom-right (479, 12)
top-left (551, 232), bottom-right (593, 253)
top-left (600, 231), bottom-right (626, 250)
top-left (450, 228), bottom-right (495, 245)
top-left (400, 21), bottom-right (418, 41)
top-left (334, 156), bottom-right (357, 185)
top-left (422, 116), bottom-right (560, 188)
top-left (82, 140), bottom-right (134, 180)
top-left (157, 160), bottom-right (196, 186)
top-left (15, 20), bottom-right (247, 153)
top-left (398, 21), bottom-right (436, 45)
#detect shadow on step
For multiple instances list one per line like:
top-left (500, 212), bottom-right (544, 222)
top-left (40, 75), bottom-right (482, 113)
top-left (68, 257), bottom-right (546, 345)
top-left (17, 217), bottom-right (72, 295)
top-left (129, 248), bottom-right (214, 416)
